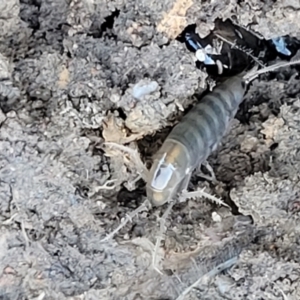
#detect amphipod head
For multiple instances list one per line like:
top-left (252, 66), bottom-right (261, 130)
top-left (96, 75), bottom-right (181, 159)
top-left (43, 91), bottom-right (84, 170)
top-left (146, 140), bottom-right (191, 206)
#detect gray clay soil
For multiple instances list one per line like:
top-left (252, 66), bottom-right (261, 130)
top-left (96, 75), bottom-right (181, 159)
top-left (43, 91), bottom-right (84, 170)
top-left (1, 0), bottom-right (300, 299)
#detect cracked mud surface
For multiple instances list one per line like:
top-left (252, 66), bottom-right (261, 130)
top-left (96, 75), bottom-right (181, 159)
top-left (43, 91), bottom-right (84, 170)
top-left (1, 0), bottom-right (300, 299)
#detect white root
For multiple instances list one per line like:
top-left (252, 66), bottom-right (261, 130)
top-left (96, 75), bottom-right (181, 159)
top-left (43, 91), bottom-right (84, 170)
top-left (95, 179), bottom-right (117, 191)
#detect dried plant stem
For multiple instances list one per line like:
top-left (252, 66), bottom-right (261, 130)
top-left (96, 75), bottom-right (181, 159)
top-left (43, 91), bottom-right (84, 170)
top-left (104, 142), bottom-right (149, 180)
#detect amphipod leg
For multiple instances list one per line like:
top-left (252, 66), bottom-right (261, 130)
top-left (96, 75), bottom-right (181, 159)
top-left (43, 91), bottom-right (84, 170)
top-left (195, 160), bottom-right (217, 183)
top-left (178, 170), bottom-right (228, 208)
top-left (177, 171), bottom-right (193, 195)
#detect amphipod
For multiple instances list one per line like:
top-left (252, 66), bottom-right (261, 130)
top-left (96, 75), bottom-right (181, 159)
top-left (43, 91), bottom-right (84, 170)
top-left (146, 75), bottom-right (246, 206)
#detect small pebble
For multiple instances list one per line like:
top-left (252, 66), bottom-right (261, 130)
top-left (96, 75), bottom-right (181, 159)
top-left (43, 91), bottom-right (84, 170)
top-left (212, 211), bottom-right (222, 222)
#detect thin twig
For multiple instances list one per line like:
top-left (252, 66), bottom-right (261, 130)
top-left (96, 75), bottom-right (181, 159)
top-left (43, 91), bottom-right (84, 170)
top-left (1, 213), bottom-right (19, 225)
top-left (21, 220), bottom-right (30, 248)
top-left (265, 277), bottom-right (289, 300)
top-left (175, 257), bottom-right (238, 300)
top-left (214, 33), bottom-right (265, 67)
top-left (244, 59), bottom-right (300, 83)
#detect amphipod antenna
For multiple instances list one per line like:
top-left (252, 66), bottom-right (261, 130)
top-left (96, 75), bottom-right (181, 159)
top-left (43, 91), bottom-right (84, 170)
top-left (244, 59), bottom-right (300, 84)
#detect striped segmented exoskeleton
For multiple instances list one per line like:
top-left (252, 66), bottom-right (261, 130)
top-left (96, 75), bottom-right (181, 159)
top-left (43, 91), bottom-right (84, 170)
top-left (146, 61), bottom-right (300, 206)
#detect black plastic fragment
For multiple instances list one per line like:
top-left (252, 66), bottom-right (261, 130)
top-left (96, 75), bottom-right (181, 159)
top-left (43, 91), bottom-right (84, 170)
top-left (177, 18), bottom-right (300, 78)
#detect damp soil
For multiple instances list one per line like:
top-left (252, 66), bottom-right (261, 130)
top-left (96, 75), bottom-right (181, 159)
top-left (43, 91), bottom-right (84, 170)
top-left (1, 0), bottom-right (300, 299)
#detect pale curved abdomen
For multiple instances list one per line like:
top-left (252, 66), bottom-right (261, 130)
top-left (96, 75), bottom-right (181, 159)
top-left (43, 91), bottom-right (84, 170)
top-left (147, 76), bottom-right (246, 206)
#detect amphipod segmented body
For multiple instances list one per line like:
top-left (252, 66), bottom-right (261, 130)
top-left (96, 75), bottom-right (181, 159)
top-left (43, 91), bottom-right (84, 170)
top-left (146, 75), bottom-right (246, 206)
